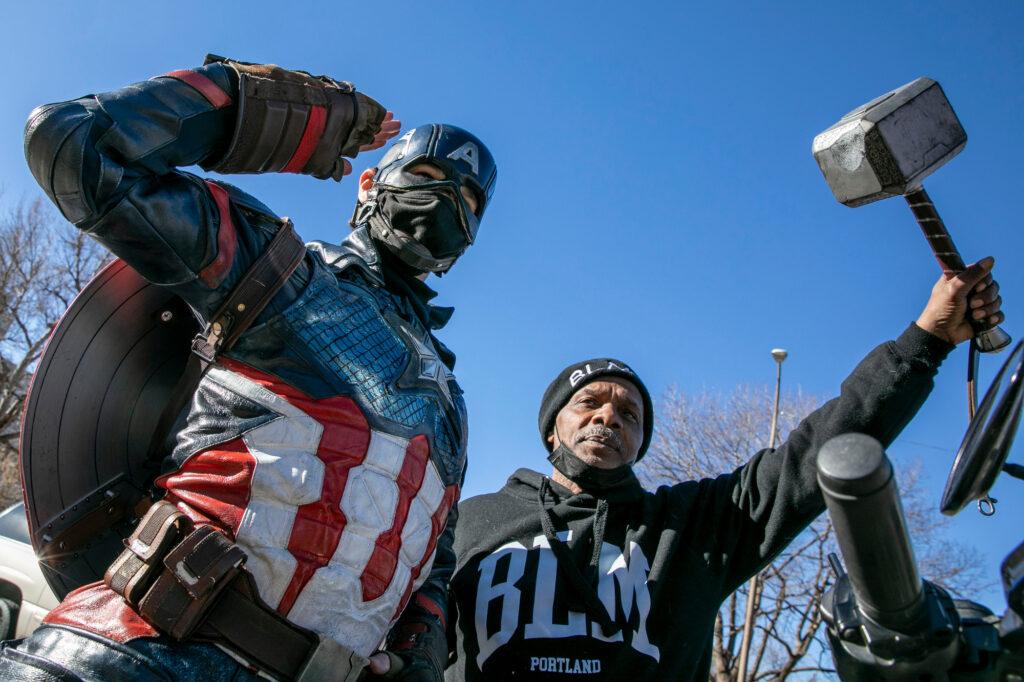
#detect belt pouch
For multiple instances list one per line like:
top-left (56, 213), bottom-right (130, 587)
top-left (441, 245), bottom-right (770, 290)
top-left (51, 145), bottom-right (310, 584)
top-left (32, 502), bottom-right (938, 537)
top-left (138, 525), bottom-right (246, 640)
top-left (104, 501), bottom-right (186, 604)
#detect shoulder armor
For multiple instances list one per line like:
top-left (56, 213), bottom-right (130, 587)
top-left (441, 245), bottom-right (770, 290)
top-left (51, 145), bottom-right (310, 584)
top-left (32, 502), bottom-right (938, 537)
top-left (306, 227), bottom-right (384, 286)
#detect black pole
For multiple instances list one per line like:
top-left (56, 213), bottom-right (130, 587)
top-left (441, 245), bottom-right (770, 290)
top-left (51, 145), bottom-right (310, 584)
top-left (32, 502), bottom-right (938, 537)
top-left (817, 433), bottom-right (927, 631)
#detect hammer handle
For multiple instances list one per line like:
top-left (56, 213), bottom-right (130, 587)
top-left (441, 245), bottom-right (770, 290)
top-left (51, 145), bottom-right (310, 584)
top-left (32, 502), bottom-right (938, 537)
top-left (904, 186), bottom-right (1010, 352)
top-left (904, 187), bottom-right (965, 276)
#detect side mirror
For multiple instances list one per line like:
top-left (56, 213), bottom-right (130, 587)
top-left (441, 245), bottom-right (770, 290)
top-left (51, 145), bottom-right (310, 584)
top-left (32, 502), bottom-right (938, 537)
top-left (941, 341), bottom-right (1024, 516)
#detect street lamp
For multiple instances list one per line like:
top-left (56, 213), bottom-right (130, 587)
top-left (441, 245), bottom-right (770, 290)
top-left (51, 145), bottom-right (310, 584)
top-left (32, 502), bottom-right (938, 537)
top-left (768, 349), bottom-right (788, 450)
top-left (737, 348), bottom-right (788, 682)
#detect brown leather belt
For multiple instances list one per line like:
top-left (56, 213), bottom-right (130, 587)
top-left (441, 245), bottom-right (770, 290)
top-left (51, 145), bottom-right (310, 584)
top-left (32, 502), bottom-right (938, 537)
top-left (105, 501), bottom-right (367, 681)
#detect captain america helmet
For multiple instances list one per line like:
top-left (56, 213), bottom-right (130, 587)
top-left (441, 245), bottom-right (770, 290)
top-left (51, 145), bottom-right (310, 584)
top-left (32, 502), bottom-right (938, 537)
top-left (356, 124), bottom-right (497, 273)
top-left (376, 123), bottom-right (498, 228)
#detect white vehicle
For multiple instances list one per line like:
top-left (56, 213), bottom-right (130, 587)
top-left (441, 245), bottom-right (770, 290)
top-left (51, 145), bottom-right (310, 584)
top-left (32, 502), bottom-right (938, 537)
top-left (0, 502), bottom-right (59, 639)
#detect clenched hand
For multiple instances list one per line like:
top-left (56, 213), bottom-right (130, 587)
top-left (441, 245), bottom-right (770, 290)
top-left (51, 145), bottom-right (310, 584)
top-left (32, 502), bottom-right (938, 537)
top-left (916, 257), bottom-right (1005, 346)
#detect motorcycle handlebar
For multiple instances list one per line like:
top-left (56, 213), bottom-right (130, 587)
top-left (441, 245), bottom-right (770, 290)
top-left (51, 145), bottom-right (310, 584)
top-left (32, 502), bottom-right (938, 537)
top-left (817, 433), bottom-right (928, 631)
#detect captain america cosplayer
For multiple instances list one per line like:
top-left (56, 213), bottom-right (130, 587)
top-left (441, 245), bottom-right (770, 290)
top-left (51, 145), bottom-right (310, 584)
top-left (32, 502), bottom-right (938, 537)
top-left (2, 57), bottom-right (496, 681)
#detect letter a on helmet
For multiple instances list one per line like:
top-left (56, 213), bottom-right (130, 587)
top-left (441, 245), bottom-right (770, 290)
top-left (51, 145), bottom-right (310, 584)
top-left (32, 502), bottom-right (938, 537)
top-left (447, 141), bottom-right (480, 175)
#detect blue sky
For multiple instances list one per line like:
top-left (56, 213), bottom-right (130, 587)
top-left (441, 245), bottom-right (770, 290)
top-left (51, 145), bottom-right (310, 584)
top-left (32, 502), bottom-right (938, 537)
top-left (2, 2), bottom-right (1021, 608)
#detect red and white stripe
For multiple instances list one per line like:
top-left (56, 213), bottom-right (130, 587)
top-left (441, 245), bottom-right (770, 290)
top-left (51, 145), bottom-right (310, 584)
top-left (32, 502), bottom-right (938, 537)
top-left (158, 358), bottom-right (456, 656)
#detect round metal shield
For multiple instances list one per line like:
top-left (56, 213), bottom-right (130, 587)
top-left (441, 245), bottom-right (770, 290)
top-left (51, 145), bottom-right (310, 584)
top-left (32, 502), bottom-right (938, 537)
top-left (19, 259), bottom-right (198, 599)
top-left (941, 340), bottom-right (1024, 516)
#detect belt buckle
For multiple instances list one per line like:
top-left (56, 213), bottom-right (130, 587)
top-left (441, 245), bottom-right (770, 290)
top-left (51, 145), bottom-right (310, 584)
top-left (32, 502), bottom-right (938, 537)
top-left (296, 636), bottom-right (369, 682)
top-left (173, 558), bottom-right (202, 588)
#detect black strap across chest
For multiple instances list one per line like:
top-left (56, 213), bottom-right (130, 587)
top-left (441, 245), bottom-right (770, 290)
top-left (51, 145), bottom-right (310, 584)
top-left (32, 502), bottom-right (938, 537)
top-left (146, 216), bottom-right (306, 465)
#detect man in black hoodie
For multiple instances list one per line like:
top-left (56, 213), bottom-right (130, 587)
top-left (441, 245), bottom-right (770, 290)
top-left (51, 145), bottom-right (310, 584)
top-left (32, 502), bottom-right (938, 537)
top-left (445, 259), bottom-right (1003, 681)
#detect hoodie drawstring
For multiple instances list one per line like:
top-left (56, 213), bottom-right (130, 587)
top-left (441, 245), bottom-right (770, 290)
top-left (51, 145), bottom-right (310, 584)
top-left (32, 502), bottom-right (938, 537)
top-left (537, 478), bottom-right (618, 637)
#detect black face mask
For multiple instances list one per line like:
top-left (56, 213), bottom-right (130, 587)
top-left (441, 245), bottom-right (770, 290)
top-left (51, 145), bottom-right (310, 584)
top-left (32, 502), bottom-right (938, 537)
top-left (366, 187), bottom-right (471, 274)
top-left (547, 443), bottom-right (636, 492)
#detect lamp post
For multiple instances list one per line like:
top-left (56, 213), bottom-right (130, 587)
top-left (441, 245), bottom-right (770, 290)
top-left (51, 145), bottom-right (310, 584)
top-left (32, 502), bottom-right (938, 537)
top-left (736, 348), bottom-right (788, 681)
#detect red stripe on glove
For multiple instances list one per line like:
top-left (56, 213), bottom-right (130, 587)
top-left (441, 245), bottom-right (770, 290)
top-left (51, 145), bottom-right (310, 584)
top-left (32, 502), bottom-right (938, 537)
top-left (415, 593), bottom-right (447, 629)
top-left (163, 70), bottom-right (233, 109)
top-left (282, 105), bottom-right (327, 173)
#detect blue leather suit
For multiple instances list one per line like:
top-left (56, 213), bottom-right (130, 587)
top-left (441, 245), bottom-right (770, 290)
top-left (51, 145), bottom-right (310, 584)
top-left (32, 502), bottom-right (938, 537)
top-left (2, 61), bottom-right (466, 679)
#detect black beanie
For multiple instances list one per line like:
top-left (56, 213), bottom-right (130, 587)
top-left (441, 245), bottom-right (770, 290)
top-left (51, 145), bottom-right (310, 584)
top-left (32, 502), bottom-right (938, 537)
top-left (538, 358), bottom-right (654, 462)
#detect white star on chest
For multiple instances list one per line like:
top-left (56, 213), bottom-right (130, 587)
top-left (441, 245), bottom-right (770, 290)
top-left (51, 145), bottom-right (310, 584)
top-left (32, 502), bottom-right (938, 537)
top-left (391, 316), bottom-right (456, 409)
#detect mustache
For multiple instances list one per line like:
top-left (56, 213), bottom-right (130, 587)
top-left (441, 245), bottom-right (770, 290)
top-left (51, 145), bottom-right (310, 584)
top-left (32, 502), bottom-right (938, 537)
top-left (574, 426), bottom-right (623, 453)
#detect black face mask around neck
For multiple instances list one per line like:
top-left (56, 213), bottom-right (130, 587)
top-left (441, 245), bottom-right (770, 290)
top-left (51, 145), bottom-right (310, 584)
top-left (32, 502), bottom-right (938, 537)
top-left (547, 443), bottom-right (636, 492)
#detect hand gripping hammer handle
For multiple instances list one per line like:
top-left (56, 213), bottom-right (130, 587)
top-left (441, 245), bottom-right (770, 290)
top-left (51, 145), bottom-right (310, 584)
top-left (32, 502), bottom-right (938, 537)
top-left (905, 187), bottom-right (1011, 353)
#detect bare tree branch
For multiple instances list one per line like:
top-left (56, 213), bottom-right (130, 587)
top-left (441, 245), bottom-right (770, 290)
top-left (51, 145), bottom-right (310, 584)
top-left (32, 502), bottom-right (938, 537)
top-left (0, 195), bottom-right (109, 507)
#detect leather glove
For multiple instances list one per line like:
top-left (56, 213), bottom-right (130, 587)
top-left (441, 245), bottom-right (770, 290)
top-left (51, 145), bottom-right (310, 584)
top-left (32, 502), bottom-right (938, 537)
top-left (362, 614), bottom-right (447, 681)
top-left (201, 54), bottom-right (386, 181)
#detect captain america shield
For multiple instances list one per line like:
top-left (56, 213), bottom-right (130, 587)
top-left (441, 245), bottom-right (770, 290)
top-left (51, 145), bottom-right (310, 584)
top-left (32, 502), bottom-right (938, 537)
top-left (19, 259), bottom-right (199, 599)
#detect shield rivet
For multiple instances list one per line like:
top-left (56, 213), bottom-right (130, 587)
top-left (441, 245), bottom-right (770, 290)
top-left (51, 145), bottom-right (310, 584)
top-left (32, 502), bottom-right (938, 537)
top-left (160, 310), bottom-right (174, 322)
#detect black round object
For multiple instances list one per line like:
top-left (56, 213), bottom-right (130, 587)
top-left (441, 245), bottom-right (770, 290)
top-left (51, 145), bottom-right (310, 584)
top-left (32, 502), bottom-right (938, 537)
top-left (941, 340), bottom-right (1024, 516)
top-left (817, 433), bottom-right (926, 630)
top-left (817, 432), bottom-right (890, 495)
top-left (19, 259), bottom-right (198, 599)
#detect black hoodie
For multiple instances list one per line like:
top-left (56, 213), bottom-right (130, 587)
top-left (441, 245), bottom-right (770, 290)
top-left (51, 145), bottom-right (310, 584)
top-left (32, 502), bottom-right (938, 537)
top-left (446, 325), bottom-right (952, 680)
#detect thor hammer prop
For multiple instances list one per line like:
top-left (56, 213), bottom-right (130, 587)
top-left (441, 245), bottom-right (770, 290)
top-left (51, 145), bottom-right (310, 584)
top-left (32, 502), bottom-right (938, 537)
top-left (812, 77), bottom-right (1010, 353)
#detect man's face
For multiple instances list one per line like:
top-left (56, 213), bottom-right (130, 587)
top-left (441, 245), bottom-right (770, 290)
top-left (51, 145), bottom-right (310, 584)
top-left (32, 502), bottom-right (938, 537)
top-left (407, 163), bottom-right (480, 215)
top-left (358, 163), bottom-right (479, 214)
top-left (547, 378), bottom-right (644, 469)
top-left (357, 162), bottom-right (481, 275)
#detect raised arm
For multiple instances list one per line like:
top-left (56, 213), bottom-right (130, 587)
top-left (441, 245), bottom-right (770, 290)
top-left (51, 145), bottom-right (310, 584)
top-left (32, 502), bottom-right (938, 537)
top-left (699, 259), bottom-right (1004, 592)
top-left (24, 58), bottom-right (388, 316)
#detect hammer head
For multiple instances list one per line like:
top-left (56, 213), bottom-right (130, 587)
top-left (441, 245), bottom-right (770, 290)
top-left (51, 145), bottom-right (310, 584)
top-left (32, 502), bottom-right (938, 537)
top-left (812, 78), bottom-right (967, 207)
